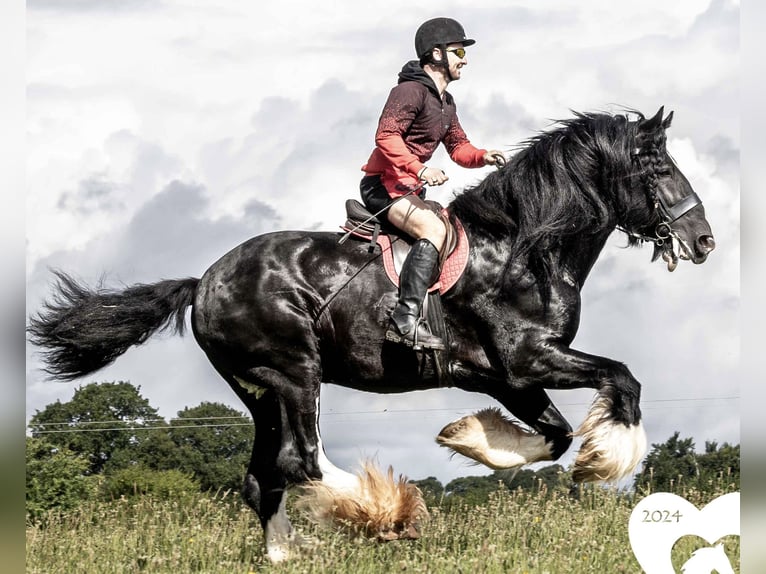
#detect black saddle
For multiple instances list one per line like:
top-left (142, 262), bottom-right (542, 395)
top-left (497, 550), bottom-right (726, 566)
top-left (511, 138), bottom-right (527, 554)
top-left (344, 199), bottom-right (394, 237)
top-left (342, 199), bottom-right (457, 265)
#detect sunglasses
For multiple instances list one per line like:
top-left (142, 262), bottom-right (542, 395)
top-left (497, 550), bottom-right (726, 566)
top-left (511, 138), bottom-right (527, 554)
top-left (445, 47), bottom-right (466, 59)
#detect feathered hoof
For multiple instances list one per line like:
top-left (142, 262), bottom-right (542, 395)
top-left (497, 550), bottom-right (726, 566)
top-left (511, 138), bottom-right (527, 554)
top-left (296, 461), bottom-right (427, 542)
top-left (572, 397), bottom-right (647, 482)
top-left (265, 530), bottom-right (317, 563)
top-left (436, 407), bottom-right (552, 470)
top-left (377, 522), bottom-right (422, 542)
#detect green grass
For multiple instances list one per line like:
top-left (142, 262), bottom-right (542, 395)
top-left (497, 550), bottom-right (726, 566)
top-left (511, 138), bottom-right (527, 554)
top-left (26, 484), bottom-right (739, 573)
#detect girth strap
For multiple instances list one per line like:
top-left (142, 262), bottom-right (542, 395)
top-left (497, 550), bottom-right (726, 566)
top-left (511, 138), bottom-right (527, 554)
top-left (425, 291), bottom-right (452, 387)
top-left (369, 222), bottom-right (380, 254)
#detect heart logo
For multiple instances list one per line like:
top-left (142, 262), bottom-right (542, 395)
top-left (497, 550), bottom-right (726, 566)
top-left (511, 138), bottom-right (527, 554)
top-left (628, 492), bottom-right (739, 573)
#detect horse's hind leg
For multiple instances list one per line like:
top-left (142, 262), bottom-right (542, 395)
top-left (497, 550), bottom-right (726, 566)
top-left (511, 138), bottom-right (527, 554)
top-left (234, 365), bottom-right (360, 559)
top-left (233, 365), bottom-right (424, 547)
top-left (309, 398), bottom-right (361, 493)
top-left (300, 397), bottom-right (427, 541)
top-left (239, 389), bottom-right (303, 563)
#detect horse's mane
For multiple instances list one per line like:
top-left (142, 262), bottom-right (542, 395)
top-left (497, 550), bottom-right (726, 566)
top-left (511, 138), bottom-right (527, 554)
top-left (450, 111), bottom-right (649, 297)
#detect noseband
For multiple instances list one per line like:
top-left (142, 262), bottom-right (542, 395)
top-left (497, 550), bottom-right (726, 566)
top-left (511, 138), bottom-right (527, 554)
top-left (620, 146), bottom-right (703, 249)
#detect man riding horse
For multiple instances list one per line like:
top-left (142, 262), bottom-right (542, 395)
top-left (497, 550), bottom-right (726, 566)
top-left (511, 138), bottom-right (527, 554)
top-left (29, 16), bottom-right (716, 562)
top-left (360, 17), bottom-right (503, 350)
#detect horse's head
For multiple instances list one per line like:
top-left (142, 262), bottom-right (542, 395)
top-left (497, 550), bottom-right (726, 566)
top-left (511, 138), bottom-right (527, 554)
top-left (627, 107), bottom-right (716, 271)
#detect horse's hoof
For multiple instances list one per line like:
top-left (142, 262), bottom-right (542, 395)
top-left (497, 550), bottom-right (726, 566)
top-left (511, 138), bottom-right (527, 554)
top-left (573, 398), bottom-right (647, 482)
top-left (376, 522), bottom-right (421, 542)
top-left (296, 461), bottom-right (428, 541)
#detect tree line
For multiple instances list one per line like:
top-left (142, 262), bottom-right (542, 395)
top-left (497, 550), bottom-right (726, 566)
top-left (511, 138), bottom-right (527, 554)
top-left (26, 381), bottom-right (739, 519)
top-left (27, 381), bottom-right (252, 518)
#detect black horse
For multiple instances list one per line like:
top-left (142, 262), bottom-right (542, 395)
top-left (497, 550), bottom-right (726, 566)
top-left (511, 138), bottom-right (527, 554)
top-left (29, 107), bottom-right (714, 561)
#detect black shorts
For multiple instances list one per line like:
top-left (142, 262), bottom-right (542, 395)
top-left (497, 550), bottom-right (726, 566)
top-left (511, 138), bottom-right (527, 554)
top-left (359, 175), bottom-right (425, 216)
top-left (359, 175), bottom-right (393, 215)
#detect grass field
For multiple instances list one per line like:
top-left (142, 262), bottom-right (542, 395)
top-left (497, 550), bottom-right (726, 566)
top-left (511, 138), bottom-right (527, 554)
top-left (26, 483), bottom-right (739, 573)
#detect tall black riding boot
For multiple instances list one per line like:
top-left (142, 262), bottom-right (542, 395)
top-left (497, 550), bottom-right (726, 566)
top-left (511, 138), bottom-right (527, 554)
top-left (385, 239), bottom-right (445, 351)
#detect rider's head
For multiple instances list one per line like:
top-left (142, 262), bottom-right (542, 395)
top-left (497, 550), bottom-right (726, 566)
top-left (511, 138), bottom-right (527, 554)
top-left (415, 17), bottom-right (475, 81)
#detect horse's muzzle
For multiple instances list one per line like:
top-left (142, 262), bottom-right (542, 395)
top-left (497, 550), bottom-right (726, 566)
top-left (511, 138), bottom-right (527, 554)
top-left (693, 233), bottom-right (716, 262)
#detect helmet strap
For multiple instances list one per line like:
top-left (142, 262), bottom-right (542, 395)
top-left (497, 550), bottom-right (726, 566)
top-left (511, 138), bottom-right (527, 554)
top-left (434, 45), bottom-right (455, 81)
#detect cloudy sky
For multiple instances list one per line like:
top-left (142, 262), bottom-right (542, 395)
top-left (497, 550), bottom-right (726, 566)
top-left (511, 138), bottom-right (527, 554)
top-left (25, 0), bottom-right (739, 486)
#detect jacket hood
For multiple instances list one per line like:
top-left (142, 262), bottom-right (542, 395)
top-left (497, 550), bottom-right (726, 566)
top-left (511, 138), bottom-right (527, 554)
top-left (397, 60), bottom-right (441, 98)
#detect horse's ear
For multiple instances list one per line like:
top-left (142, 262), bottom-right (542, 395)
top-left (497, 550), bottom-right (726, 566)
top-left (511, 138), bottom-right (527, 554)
top-left (661, 110), bottom-right (674, 129)
top-left (639, 106), bottom-right (664, 132)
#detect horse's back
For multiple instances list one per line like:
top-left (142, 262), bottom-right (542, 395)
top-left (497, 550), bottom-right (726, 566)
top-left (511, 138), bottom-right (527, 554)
top-left (194, 230), bottom-right (350, 323)
top-left (190, 229), bottom-right (392, 371)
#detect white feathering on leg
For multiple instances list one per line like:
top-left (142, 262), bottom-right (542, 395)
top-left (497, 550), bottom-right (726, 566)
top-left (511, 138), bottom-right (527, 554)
top-left (265, 494), bottom-right (295, 563)
top-left (314, 398), bottom-right (361, 494)
top-left (301, 402), bottom-right (426, 540)
top-left (572, 396), bottom-right (647, 482)
top-left (436, 408), bottom-right (553, 469)
top-left (296, 461), bottom-right (427, 541)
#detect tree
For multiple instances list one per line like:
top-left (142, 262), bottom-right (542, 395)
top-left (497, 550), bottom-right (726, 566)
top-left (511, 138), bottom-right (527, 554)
top-left (100, 465), bottom-right (200, 501)
top-left (110, 420), bottom-right (177, 471)
top-left (26, 437), bottom-right (98, 519)
top-left (28, 385), bottom-right (253, 493)
top-left (444, 474), bottom-right (502, 505)
top-left (158, 402), bottom-right (253, 492)
top-left (28, 381), bottom-right (161, 475)
top-left (634, 432), bottom-right (698, 492)
top-left (634, 431), bottom-right (728, 491)
top-left (633, 432), bottom-right (740, 493)
top-left (410, 476), bottom-right (444, 503)
top-left (697, 441), bottom-right (740, 487)
top-left (498, 464), bottom-right (567, 492)
top-left (498, 468), bottom-right (537, 490)
top-left (437, 464), bottom-right (569, 506)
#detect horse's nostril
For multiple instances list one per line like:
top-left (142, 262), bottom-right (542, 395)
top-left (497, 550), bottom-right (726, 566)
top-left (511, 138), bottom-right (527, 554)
top-left (697, 234), bottom-right (716, 254)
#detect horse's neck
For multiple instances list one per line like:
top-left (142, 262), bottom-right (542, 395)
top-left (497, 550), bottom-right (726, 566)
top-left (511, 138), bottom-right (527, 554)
top-left (463, 222), bottom-right (613, 292)
top-left (553, 227), bottom-right (614, 286)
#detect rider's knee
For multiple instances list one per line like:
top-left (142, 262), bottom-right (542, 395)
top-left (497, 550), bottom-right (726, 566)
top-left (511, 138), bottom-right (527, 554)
top-left (422, 215), bottom-right (447, 250)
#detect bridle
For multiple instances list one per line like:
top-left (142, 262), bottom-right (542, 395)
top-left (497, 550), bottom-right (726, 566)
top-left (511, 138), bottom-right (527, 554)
top-left (618, 145), bottom-right (703, 255)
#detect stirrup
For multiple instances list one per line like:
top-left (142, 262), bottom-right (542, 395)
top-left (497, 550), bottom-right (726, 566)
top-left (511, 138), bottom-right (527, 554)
top-left (385, 319), bottom-right (445, 351)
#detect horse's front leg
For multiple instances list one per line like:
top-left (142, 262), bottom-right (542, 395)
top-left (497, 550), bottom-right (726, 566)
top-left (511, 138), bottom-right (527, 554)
top-left (441, 369), bottom-right (573, 470)
top-left (509, 341), bottom-right (647, 482)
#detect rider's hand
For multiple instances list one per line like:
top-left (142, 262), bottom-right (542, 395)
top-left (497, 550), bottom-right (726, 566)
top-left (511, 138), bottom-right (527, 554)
top-left (483, 150), bottom-right (506, 166)
top-left (418, 166), bottom-right (449, 186)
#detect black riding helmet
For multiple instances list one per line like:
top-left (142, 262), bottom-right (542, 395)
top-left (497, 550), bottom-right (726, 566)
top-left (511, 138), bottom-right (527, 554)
top-left (415, 17), bottom-right (475, 63)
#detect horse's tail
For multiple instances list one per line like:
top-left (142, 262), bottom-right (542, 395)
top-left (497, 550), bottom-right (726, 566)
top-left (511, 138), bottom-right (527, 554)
top-left (28, 271), bottom-right (199, 381)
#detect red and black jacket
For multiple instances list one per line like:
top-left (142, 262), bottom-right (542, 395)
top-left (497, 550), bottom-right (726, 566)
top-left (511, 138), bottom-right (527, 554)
top-left (362, 60), bottom-right (487, 198)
